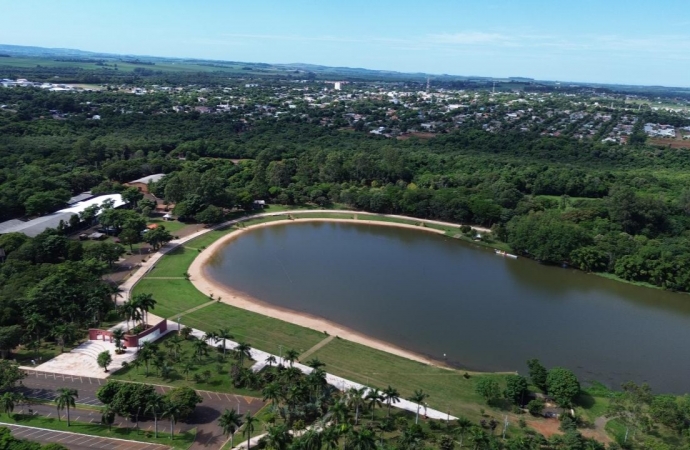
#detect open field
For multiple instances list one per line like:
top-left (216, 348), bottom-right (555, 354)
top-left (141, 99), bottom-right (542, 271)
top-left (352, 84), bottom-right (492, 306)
top-left (133, 279), bottom-right (210, 318)
top-left (147, 218), bottom-right (187, 235)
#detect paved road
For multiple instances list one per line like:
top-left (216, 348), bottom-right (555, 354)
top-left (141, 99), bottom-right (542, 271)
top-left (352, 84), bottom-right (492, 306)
top-left (2, 423), bottom-right (170, 450)
top-left (20, 370), bottom-right (265, 449)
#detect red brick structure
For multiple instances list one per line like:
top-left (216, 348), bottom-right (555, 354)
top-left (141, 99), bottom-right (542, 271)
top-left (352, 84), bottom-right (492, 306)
top-left (88, 320), bottom-right (168, 348)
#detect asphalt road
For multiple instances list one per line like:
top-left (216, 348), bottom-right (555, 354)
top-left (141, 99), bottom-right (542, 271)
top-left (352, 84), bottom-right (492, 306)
top-left (19, 369), bottom-right (265, 449)
top-left (2, 423), bottom-right (170, 450)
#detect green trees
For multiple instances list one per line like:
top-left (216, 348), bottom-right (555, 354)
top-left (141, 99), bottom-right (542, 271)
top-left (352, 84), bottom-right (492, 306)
top-left (145, 393), bottom-right (166, 438)
top-left (365, 388), bottom-right (383, 421)
top-left (546, 367), bottom-right (580, 409)
top-left (243, 411), bottom-right (257, 450)
top-left (382, 385), bottom-right (401, 417)
top-left (218, 408), bottom-right (243, 448)
top-left (164, 386), bottom-right (203, 420)
top-left (97, 351), bottom-right (112, 372)
top-left (144, 225), bottom-right (173, 250)
top-left (527, 359), bottom-right (548, 392)
top-left (504, 375), bottom-right (528, 406)
top-left (408, 389), bottom-right (429, 424)
top-left (475, 378), bottom-right (501, 406)
top-left (55, 388), bottom-right (78, 426)
top-left (0, 392), bottom-right (15, 417)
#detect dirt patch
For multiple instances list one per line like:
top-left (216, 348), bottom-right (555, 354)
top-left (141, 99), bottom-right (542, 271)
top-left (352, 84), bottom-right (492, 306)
top-left (527, 418), bottom-right (611, 443)
top-left (397, 132), bottom-right (436, 140)
top-left (650, 138), bottom-right (690, 149)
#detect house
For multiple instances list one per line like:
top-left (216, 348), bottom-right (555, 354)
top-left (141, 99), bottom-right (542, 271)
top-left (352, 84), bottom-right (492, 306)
top-left (0, 194), bottom-right (125, 237)
top-left (125, 174), bottom-right (165, 193)
top-left (253, 200), bottom-right (266, 208)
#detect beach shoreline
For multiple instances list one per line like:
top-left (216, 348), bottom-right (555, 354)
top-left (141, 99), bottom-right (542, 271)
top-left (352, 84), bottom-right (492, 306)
top-left (187, 218), bottom-right (450, 368)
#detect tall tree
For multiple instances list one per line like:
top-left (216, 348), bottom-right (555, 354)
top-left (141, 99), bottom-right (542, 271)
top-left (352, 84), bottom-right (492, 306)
top-left (218, 408), bottom-right (243, 449)
top-left (56, 388), bottom-right (78, 426)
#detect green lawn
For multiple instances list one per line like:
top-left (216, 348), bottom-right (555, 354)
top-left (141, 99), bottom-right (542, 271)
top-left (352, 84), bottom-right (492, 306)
top-left (181, 303), bottom-right (325, 356)
top-left (112, 333), bottom-right (260, 396)
top-left (133, 279), bottom-right (210, 318)
top-left (148, 218), bottom-right (188, 235)
top-left (146, 246), bottom-right (201, 278)
top-left (2, 414), bottom-right (196, 449)
top-left (307, 337), bottom-right (510, 421)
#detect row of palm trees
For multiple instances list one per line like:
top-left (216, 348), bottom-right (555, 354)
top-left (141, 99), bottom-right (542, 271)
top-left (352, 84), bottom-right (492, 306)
top-left (118, 293), bottom-right (157, 332)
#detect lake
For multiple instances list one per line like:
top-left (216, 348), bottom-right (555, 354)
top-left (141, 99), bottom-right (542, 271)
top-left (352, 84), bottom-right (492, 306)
top-left (206, 221), bottom-right (690, 393)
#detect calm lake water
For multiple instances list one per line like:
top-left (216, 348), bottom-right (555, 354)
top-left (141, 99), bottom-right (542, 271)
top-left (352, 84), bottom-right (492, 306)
top-left (206, 221), bottom-right (690, 393)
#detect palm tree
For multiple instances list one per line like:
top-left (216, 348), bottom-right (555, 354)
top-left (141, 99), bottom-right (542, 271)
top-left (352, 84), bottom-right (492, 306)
top-left (193, 338), bottom-right (208, 362)
top-left (329, 400), bottom-right (348, 427)
top-left (145, 394), bottom-right (166, 438)
top-left (111, 328), bottom-right (126, 353)
top-left (133, 293), bottom-right (157, 326)
top-left (218, 408), bottom-right (243, 449)
top-left (139, 342), bottom-right (157, 376)
top-left (265, 355), bottom-right (277, 367)
top-left (408, 389), bottom-right (429, 425)
top-left (455, 417), bottom-right (473, 448)
top-left (306, 358), bottom-right (325, 369)
top-left (169, 335), bottom-right (183, 359)
top-left (56, 388), bottom-right (78, 426)
top-left (284, 349), bottom-right (299, 367)
top-left (234, 342), bottom-right (252, 366)
top-left (382, 385), bottom-right (401, 418)
top-left (0, 392), bottom-right (15, 417)
top-left (300, 428), bottom-right (323, 450)
top-left (101, 404), bottom-right (116, 431)
top-left (163, 401), bottom-right (182, 440)
top-left (243, 411), bottom-right (257, 450)
top-left (365, 388), bottom-right (383, 420)
top-left (321, 426), bottom-right (340, 450)
top-left (263, 423), bottom-right (292, 450)
top-left (262, 382), bottom-right (282, 407)
top-left (181, 358), bottom-right (195, 381)
top-left (346, 387), bottom-right (367, 425)
top-left (215, 327), bottom-right (233, 358)
top-left (345, 428), bottom-right (377, 450)
top-left (468, 428), bottom-right (489, 450)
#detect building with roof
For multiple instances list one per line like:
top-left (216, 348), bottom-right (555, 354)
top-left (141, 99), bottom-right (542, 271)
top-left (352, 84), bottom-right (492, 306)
top-left (0, 194), bottom-right (125, 237)
top-left (125, 173), bottom-right (165, 194)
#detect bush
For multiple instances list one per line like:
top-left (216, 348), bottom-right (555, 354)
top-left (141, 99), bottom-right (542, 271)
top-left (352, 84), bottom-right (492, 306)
top-left (527, 399), bottom-right (545, 416)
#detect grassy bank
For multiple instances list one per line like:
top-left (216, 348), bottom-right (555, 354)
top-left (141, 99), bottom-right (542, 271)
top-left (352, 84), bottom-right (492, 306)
top-left (1, 414), bottom-right (196, 449)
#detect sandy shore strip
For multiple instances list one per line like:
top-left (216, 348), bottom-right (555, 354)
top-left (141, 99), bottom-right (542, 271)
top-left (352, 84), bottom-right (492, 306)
top-left (187, 218), bottom-right (450, 367)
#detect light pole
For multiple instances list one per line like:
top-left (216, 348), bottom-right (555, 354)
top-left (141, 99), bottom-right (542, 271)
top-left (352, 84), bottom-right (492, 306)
top-left (237, 399), bottom-right (241, 415)
top-left (176, 316), bottom-right (181, 334)
top-left (278, 345), bottom-right (283, 366)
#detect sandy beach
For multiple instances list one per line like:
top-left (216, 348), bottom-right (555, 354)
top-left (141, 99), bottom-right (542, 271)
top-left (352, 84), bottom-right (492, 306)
top-left (187, 218), bottom-right (450, 367)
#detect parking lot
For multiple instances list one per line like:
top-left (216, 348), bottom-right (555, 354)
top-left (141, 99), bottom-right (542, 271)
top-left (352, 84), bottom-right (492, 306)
top-left (3, 424), bottom-right (170, 450)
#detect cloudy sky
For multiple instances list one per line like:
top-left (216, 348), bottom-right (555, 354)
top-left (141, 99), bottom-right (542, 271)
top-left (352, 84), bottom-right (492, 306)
top-left (2, 0), bottom-right (689, 86)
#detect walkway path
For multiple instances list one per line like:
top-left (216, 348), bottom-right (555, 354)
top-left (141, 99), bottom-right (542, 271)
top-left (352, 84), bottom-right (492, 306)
top-left (299, 336), bottom-right (335, 361)
top-left (175, 300), bottom-right (218, 318)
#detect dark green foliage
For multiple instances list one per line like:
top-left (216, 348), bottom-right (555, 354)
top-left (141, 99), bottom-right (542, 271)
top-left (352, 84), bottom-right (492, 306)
top-left (475, 377), bottom-right (501, 405)
top-left (527, 359), bottom-right (548, 392)
top-left (504, 374), bottom-right (528, 405)
top-left (546, 367), bottom-right (580, 408)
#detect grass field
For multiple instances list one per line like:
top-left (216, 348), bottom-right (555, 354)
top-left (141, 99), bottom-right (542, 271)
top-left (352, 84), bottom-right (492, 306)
top-left (181, 303), bottom-right (325, 356)
top-left (306, 337), bottom-right (509, 420)
top-left (133, 279), bottom-right (210, 318)
top-left (2, 414), bottom-right (196, 449)
top-left (148, 218), bottom-right (187, 235)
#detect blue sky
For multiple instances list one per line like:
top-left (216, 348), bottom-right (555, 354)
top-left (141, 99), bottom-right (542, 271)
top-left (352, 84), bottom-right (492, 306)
top-left (1, 0), bottom-right (689, 87)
